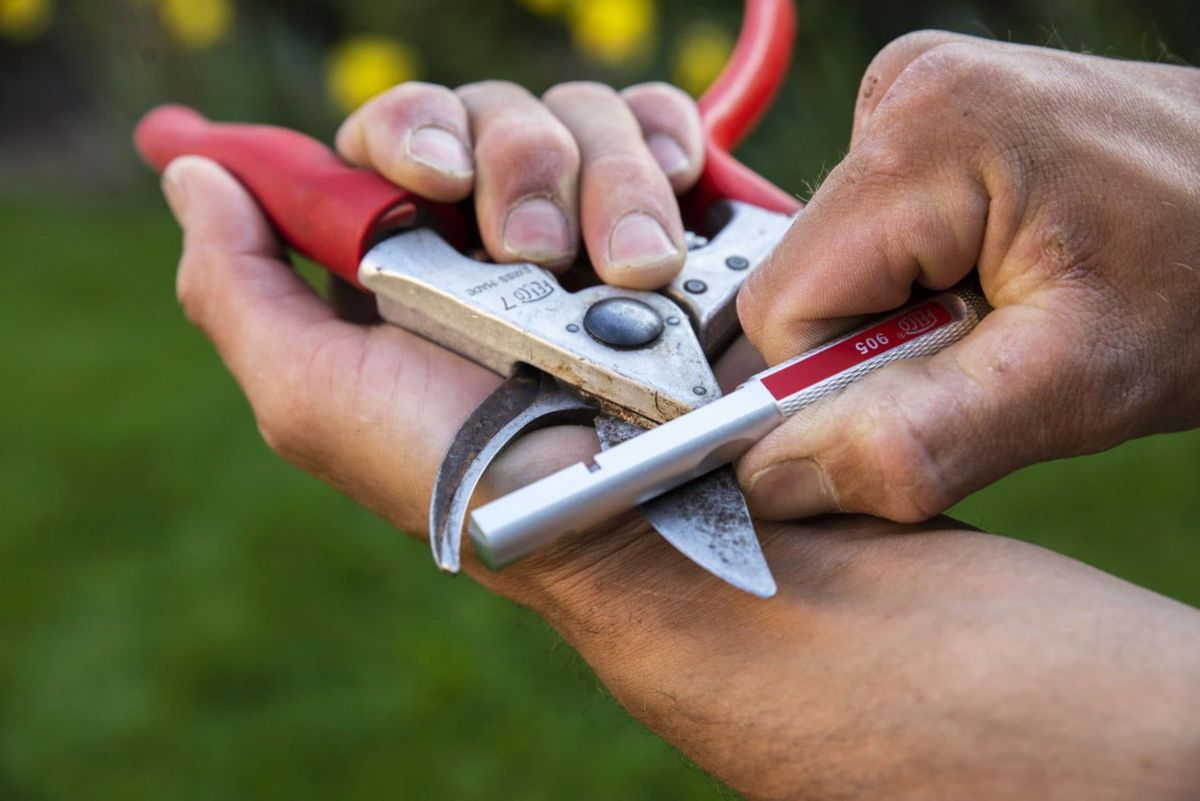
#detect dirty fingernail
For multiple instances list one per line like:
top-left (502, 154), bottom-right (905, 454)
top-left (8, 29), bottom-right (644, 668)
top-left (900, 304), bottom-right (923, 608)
top-left (646, 133), bottom-right (689, 176)
top-left (503, 197), bottom-right (572, 263)
top-left (745, 458), bottom-right (837, 520)
top-left (161, 161), bottom-right (191, 223)
top-left (407, 126), bottom-right (473, 177)
top-left (608, 212), bottom-right (678, 270)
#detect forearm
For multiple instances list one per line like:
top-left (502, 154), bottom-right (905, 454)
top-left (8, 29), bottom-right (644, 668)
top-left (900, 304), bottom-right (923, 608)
top-left (516, 515), bottom-right (1200, 800)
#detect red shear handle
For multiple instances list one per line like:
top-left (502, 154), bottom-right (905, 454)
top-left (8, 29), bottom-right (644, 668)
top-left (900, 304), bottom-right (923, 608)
top-left (135, 105), bottom-right (417, 288)
top-left (694, 0), bottom-right (801, 217)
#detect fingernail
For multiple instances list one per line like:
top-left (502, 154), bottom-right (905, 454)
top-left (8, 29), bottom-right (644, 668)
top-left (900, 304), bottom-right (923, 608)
top-left (745, 458), bottom-right (838, 520)
top-left (646, 133), bottom-right (689, 175)
top-left (161, 161), bottom-right (190, 223)
top-left (608, 212), bottom-right (678, 270)
top-left (503, 197), bottom-right (572, 262)
top-left (406, 126), bottom-right (473, 177)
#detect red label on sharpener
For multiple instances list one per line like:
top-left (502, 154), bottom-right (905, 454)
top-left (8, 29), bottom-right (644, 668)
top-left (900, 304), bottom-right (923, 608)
top-left (760, 299), bottom-right (955, 401)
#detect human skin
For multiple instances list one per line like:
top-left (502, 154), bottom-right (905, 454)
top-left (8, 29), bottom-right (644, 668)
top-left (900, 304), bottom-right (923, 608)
top-left (335, 80), bottom-right (705, 288)
top-left (736, 31), bottom-right (1200, 525)
top-left (152, 71), bottom-right (1200, 799)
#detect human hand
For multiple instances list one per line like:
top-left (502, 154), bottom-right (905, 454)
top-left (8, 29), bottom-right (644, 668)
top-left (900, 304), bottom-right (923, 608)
top-left (154, 91), bottom-right (1200, 801)
top-left (736, 32), bottom-right (1200, 522)
top-left (158, 151), bottom-right (639, 603)
top-left (335, 80), bottom-right (704, 288)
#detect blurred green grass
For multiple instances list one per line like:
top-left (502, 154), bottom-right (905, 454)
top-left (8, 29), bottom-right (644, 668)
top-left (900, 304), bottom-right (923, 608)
top-left (2, 187), bottom-right (1197, 800)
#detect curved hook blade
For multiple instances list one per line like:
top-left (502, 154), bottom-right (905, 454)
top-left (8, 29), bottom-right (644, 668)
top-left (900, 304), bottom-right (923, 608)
top-left (430, 366), bottom-right (596, 573)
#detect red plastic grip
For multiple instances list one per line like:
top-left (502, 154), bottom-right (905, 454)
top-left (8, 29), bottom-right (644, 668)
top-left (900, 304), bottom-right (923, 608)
top-left (692, 0), bottom-right (802, 218)
top-left (135, 104), bottom-right (417, 288)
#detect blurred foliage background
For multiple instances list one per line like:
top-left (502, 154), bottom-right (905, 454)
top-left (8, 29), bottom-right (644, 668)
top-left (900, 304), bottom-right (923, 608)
top-left (1, 0), bottom-right (1198, 799)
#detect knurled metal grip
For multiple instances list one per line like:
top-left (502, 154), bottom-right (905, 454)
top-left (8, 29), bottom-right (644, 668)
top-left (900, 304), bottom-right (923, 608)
top-left (755, 285), bottom-right (991, 417)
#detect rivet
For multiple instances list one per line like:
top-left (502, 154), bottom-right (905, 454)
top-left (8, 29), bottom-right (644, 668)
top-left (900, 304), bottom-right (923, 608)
top-left (582, 297), bottom-right (665, 349)
top-left (683, 279), bottom-right (707, 294)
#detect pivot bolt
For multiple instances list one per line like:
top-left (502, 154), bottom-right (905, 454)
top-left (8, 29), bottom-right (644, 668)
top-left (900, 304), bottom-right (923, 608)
top-left (583, 297), bottom-right (664, 349)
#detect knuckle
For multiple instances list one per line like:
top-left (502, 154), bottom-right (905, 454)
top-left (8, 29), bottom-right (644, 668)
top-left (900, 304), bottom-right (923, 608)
top-left (253, 408), bottom-right (291, 459)
top-left (544, 80), bottom-right (619, 106)
top-left (254, 411), bottom-right (317, 472)
top-left (860, 31), bottom-right (952, 107)
top-left (249, 379), bottom-right (316, 468)
top-left (841, 133), bottom-right (919, 187)
top-left (362, 81), bottom-right (457, 124)
top-left (855, 389), bottom-right (957, 522)
top-left (457, 79), bottom-right (525, 99)
top-left (1031, 202), bottom-right (1107, 289)
top-left (397, 79), bottom-right (449, 95)
top-left (908, 40), bottom-right (988, 81)
top-left (622, 80), bottom-right (691, 106)
top-left (474, 119), bottom-right (579, 177)
top-left (587, 149), bottom-right (662, 185)
top-left (736, 273), bottom-right (770, 350)
top-left (735, 227), bottom-right (804, 359)
top-left (376, 80), bottom-right (449, 103)
top-left (876, 29), bottom-right (958, 62)
top-left (391, 81), bottom-right (460, 113)
top-left (174, 251), bottom-right (209, 327)
top-left (877, 41), bottom-right (997, 119)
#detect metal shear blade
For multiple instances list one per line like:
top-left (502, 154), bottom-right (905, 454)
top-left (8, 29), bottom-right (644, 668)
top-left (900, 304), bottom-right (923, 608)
top-left (593, 416), bottom-right (776, 598)
top-left (429, 366), bottom-right (594, 572)
top-left (430, 373), bottom-right (775, 597)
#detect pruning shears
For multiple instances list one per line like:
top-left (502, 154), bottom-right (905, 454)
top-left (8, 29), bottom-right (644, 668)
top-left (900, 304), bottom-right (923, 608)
top-left (136, 0), bottom-right (988, 598)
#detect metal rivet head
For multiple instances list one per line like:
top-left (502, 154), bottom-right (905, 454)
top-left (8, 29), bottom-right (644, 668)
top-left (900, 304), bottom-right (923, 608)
top-left (693, 386), bottom-right (708, 396)
top-left (683, 279), bottom-right (707, 294)
top-left (725, 255), bottom-right (750, 271)
top-left (583, 297), bottom-right (665, 349)
top-left (565, 323), bottom-right (580, 333)
top-left (666, 316), bottom-right (681, 326)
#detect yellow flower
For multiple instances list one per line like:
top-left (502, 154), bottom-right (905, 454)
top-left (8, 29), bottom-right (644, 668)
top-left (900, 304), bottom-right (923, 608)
top-left (326, 36), bottom-right (420, 114)
top-left (569, 0), bottom-right (655, 66)
top-left (673, 23), bottom-right (733, 97)
top-left (0, 0), bottom-right (53, 41)
top-left (158, 0), bottom-right (233, 50)
top-left (517, 0), bottom-right (569, 16)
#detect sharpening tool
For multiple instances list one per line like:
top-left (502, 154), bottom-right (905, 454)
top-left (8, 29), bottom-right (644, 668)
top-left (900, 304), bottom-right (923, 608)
top-left (471, 286), bottom-right (990, 568)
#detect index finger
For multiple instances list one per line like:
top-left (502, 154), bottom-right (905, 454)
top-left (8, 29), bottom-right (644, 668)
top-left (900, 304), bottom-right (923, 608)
top-left (737, 98), bottom-right (989, 365)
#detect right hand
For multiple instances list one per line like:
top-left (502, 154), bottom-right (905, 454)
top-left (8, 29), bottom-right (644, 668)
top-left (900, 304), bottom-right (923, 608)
top-left (736, 32), bottom-right (1200, 523)
top-left (335, 80), bottom-right (705, 289)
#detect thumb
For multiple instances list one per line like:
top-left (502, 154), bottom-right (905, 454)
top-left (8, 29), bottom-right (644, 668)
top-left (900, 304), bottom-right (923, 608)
top-left (737, 301), bottom-right (1092, 522)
